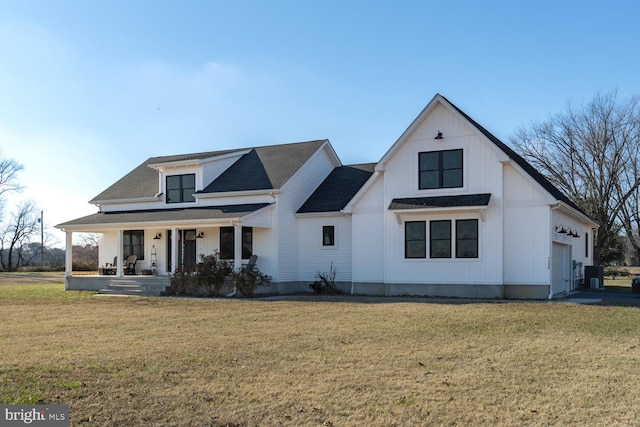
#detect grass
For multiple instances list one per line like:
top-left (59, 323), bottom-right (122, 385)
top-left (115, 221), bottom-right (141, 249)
top-left (1, 282), bottom-right (639, 426)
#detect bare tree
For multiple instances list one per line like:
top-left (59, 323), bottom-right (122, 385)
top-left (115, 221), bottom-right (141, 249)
top-left (0, 200), bottom-right (40, 271)
top-left (0, 149), bottom-right (24, 198)
top-left (510, 91), bottom-right (640, 265)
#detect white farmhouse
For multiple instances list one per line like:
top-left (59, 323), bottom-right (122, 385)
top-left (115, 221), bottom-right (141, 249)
top-left (57, 94), bottom-right (597, 299)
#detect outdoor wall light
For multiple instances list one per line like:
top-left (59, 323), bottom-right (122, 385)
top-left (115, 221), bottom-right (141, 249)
top-left (556, 226), bottom-right (567, 234)
top-left (153, 232), bottom-right (162, 239)
top-left (196, 231), bottom-right (204, 238)
top-left (434, 131), bottom-right (443, 140)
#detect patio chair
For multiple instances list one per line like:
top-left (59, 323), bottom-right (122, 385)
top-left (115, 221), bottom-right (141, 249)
top-left (246, 254), bottom-right (257, 271)
top-left (100, 257), bottom-right (117, 275)
top-left (123, 255), bottom-right (138, 275)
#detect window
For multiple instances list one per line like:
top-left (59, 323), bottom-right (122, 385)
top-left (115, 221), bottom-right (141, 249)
top-left (124, 230), bottom-right (144, 260)
top-left (322, 226), bottom-right (335, 247)
top-left (220, 227), bottom-right (234, 259)
top-left (585, 233), bottom-right (589, 258)
top-left (405, 221), bottom-right (426, 258)
top-left (430, 220), bottom-right (451, 258)
top-left (220, 226), bottom-right (253, 260)
top-left (419, 149), bottom-right (463, 189)
top-left (242, 227), bottom-right (253, 259)
top-left (456, 219), bottom-right (478, 258)
top-left (166, 174), bottom-right (195, 203)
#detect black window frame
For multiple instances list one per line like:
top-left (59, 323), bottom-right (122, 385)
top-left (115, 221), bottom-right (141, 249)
top-left (419, 149), bottom-right (463, 190)
top-left (220, 226), bottom-right (253, 260)
top-left (585, 233), bottom-right (589, 258)
top-left (322, 225), bottom-right (335, 247)
top-left (123, 230), bottom-right (145, 260)
top-left (455, 219), bottom-right (479, 258)
top-left (166, 173), bottom-right (196, 204)
top-left (405, 221), bottom-right (426, 259)
top-left (430, 220), bottom-right (452, 258)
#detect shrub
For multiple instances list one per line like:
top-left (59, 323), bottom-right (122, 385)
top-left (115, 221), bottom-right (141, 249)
top-left (196, 252), bottom-right (231, 297)
top-left (309, 263), bottom-right (341, 294)
top-left (231, 264), bottom-right (270, 297)
top-left (169, 251), bottom-right (230, 297)
top-left (169, 269), bottom-right (196, 296)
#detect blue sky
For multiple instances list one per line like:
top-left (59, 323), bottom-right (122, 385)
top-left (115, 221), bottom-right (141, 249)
top-left (1, 0), bottom-right (639, 245)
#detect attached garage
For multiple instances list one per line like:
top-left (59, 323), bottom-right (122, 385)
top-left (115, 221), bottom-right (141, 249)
top-left (551, 242), bottom-right (572, 297)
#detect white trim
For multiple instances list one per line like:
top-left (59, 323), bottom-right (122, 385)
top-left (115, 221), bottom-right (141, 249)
top-left (147, 149), bottom-right (251, 170)
top-left (295, 211), bottom-right (350, 218)
top-left (320, 223), bottom-right (338, 250)
top-left (342, 170), bottom-right (382, 213)
top-left (93, 196), bottom-right (162, 206)
top-left (195, 189), bottom-right (280, 199)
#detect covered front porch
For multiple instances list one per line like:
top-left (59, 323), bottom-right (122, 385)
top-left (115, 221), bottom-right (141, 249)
top-left (56, 204), bottom-right (275, 293)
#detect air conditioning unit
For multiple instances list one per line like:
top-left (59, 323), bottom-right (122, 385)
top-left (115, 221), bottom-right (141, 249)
top-left (590, 278), bottom-right (601, 289)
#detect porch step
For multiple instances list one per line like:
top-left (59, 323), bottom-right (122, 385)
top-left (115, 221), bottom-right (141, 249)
top-left (97, 277), bottom-right (170, 297)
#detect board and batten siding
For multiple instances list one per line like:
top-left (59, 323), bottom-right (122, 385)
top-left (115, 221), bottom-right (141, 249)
top-left (502, 163), bottom-right (552, 286)
top-left (276, 144), bottom-right (338, 284)
top-left (297, 215), bottom-right (352, 284)
top-left (378, 103), bottom-right (504, 286)
top-left (351, 176), bottom-right (385, 283)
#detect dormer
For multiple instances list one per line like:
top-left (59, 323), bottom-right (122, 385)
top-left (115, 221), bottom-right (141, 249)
top-left (148, 150), bottom-right (250, 206)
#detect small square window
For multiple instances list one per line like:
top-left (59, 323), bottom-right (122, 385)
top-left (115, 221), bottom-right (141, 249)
top-left (322, 226), bottom-right (335, 246)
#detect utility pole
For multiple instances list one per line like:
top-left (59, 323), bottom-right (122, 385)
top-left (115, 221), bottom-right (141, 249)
top-left (38, 210), bottom-right (44, 270)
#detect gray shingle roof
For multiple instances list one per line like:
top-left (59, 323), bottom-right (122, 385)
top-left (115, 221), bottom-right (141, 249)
top-left (91, 140), bottom-right (327, 202)
top-left (388, 193), bottom-right (492, 210)
top-left (90, 149), bottom-right (247, 203)
top-left (201, 140), bottom-right (327, 193)
top-left (297, 163), bottom-right (376, 213)
top-left (57, 204), bottom-right (271, 228)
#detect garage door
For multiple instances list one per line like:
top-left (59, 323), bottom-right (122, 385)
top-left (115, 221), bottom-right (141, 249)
top-left (551, 243), bottom-right (570, 296)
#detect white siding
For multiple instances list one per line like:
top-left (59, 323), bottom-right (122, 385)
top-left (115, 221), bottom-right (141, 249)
top-left (503, 164), bottom-right (551, 285)
top-left (297, 215), bottom-right (352, 283)
top-left (378, 103), bottom-right (504, 286)
top-left (352, 176), bottom-right (385, 282)
top-left (277, 144), bottom-right (337, 282)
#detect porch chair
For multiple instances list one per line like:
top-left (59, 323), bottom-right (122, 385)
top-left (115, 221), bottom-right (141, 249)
top-left (123, 255), bottom-right (138, 275)
top-left (246, 255), bottom-right (258, 271)
top-left (100, 257), bottom-right (117, 275)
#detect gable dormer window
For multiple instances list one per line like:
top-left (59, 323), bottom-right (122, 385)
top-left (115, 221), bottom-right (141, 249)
top-left (419, 149), bottom-right (463, 189)
top-left (166, 174), bottom-right (195, 203)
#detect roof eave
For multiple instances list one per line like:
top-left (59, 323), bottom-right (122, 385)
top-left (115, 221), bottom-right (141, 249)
top-left (90, 196), bottom-right (162, 205)
top-left (195, 189), bottom-right (280, 199)
top-left (552, 201), bottom-right (599, 228)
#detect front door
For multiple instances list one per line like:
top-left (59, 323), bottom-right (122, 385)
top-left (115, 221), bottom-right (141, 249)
top-left (178, 229), bottom-right (197, 272)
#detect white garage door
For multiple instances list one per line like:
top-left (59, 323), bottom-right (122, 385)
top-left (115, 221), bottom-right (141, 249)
top-left (552, 243), bottom-right (571, 296)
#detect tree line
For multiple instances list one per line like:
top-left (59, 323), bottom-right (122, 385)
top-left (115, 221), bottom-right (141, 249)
top-left (0, 151), bottom-right (97, 271)
top-left (511, 90), bottom-right (640, 265)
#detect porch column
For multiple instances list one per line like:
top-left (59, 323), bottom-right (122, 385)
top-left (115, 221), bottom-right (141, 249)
top-left (65, 231), bottom-right (73, 278)
top-left (234, 223), bottom-right (242, 271)
top-left (171, 227), bottom-right (178, 273)
top-left (116, 229), bottom-right (123, 277)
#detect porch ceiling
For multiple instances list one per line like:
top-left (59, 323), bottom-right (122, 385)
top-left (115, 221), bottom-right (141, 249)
top-left (57, 203), bottom-right (272, 230)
